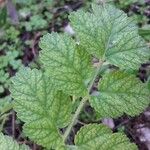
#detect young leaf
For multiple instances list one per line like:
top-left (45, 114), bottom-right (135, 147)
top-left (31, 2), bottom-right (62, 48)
top-left (39, 32), bottom-right (93, 96)
top-left (74, 124), bottom-right (137, 150)
top-left (0, 133), bottom-right (30, 150)
top-left (69, 4), bottom-right (150, 70)
top-left (90, 71), bottom-right (150, 118)
top-left (10, 67), bottom-right (72, 149)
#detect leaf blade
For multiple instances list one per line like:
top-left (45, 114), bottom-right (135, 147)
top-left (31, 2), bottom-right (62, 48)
top-left (0, 133), bottom-right (30, 150)
top-left (39, 32), bottom-right (93, 96)
top-left (74, 124), bottom-right (137, 150)
top-left (69, 4), bottom-right (150, 70)
top-left (90, 71), bottom-right (150, 118)
top-left (10, 67), bottom-right (72, 149)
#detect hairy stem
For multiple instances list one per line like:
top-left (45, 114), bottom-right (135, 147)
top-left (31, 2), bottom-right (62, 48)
top-left (88, 61), bottom-right (104, 93)
top-left (63, 61), bottom-right (104, 142)
top-left (63, 96), bottom-right (88, 142)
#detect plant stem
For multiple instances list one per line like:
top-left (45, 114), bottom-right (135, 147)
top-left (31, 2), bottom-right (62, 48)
top-left (63, 96), bottom-right (88, 142)
top-left (0, 113), bottom-right (11, 132)
top-left (63, 61), bottom-right (104, 142)
top-left (88, 61), bottom-right (104, 93)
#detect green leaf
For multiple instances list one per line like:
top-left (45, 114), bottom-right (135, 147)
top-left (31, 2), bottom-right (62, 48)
top-left (90, 71), bottom-right (150, 118)
top-left (0, 86), bottom-right (4, 93)
top-left (0, 96), bottom-right (12, 115)
top-left (24, 15), bottom-right (48, 31)
top-left (0, 132), bottom-right (30, 150)
top-left (39, 32), bottom-right (93, 96)
top-left (0, 70), bottom-right (9, 83)
top-left (117, 0), bottom-right (141, 8)
top-left (10, 67), bottom-right (72, 149)
top-left (139, 25), bottom-right (150, 41)
top-left (69, 4), bottom-right (150, 71)
top-left (74, 124), bottom-right (137, 150)
top-left (0, 7), bottom-right (7, 27)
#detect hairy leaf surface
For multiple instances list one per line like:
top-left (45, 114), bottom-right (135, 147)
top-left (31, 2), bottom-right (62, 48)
top-left (90, 71), bottom-right (150, 118)
top-left (74, 124), bottom-right (137, 150)
top-left (69, 4), bottom-right (150, 70)
top-left (0, 133), bottom-right (30, 150)
top-left (10, 67), bottom-right (72, 149)
top-left (39, 32), bottom-right (93, 96)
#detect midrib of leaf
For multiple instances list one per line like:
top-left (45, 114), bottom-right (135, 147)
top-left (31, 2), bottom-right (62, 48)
top-left (102, 5), bottom-right (119, 60)
top-left (42, 76), bottom-right (51, 117)
top-left (48, 36), bottom-right (81, 76)
top-left (45, 48), bottom-right (85, 88)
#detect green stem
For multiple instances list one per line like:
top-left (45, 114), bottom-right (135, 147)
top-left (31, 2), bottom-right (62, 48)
top-left (88, 61), bottom-right (104, 93)
top-left (0, 113), bottom-right (11, 132)
top-left (63, 96), bottom-right (88, 142)
top-left (63, 61), bottom-right (104, 142)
